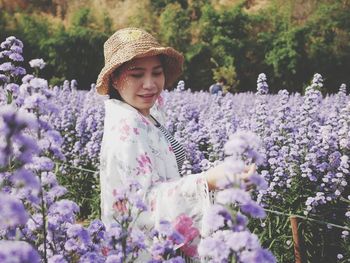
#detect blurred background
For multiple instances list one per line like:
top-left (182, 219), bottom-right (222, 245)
top-left (0, 0), bottom-right (349, 94)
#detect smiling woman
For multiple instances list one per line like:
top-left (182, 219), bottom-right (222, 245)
top-left (96, 27), bottom-right (256, 262)
top-left (111, 56), bottom-right (165, 116)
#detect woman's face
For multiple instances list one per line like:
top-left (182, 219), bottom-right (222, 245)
top-left (112, 56), bottom-right (165, 116)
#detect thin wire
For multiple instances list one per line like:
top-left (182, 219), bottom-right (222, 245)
top-left (264, 208), bottom-right (350, 231)
top-left (56, 162), bottom-right (97, 174)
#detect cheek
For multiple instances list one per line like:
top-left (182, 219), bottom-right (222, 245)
top-left (158, 75), bottom-right (166, 88)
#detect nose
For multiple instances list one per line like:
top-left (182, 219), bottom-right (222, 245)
top-left (142, 74), bottom-right (157, 90)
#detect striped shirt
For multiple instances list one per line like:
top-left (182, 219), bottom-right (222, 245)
top-left (151, 116), bottom-right (186, 173)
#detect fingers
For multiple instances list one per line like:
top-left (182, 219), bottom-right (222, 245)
top-left (242, 164), bottom-right (257, 192)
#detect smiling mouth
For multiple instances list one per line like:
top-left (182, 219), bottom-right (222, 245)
top-left (139, 94), bottom-right (155, 98)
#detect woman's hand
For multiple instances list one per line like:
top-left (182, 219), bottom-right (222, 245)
top-left (240, 164), bottom-right (256, 191)
top-left (205, 163), bottom-right (256, 191)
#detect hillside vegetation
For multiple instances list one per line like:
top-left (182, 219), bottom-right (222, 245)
top-left (0, 0), bottom-right (349, 93)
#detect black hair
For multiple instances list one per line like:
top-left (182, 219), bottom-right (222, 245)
top-left (219, 77), bottom-right (227, 85)
top-left (107, 68), bottom-right (123, 100)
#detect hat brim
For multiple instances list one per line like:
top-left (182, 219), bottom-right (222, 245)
top-left (96, 45), bottom-right (184, 95)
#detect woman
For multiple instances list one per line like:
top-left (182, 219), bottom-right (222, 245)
top-left (96, 27), bottom-right (254, 242)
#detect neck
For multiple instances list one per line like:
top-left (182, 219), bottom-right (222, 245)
top-left (139, 109), bottom-right (150, 117)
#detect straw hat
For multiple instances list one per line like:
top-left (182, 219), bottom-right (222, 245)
top-left (96, 27), bottom-right (184, 95)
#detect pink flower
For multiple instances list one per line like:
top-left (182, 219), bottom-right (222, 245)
top-left (173, 214), bottom-right (200, 257)
top-left (136, 153), bottom-right (152, 175)
top-left (101, 246), bottom-right (109, 256)
top-left (181, 244), bottom-right (198, 257)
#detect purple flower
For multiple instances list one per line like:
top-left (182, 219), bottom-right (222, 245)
top-left (23, 93), bottom-right (47, 110)
top-left (22, 74), bottom-right (35, 84)
top-left (157, 220), bottom-right (174, 236)
top-left (78, 252), bottom-right (105, 263)
top-left (202, 204), bottom-right (228, 232)
top-left (11, 66), bottom-right (26, 76)
top-left (164, 256), bottom-right (185, 263)
top-left (11, 168), bottom-right (40, 190)
top-left (241, 202), bottom-right (266, 218)
top-left (48, 255), bottom-right (67, 263)
top-left (224, 130), bottom-right (262, 163)
top-left (88, 219), bottom-right (105, 233)
top-left (0, 241), bottom-right (40, 263)
top-left (29, 77), bottom-right (48, 89)
top-left (28, 156), bottom-right (55, 171)
top-left (256, 73), bottom-right (269, 95)
top-left (106, 254), bottom-right (123, 263)
top-left (216, 188), bottom-right (251, 205)
top-left (226, 231), bottom-right (256, 251)
top-left (49, 200), bottom-right (79, 223)
top-left (130, 227), bottom-right (146, 250)
top-left (240, 248), bottom-right (276, 263)
top-left (0, 193), bottom-right (28, 229)
top-left (65, 224), bottom-right (91, 252)
top-left (10, 45), bottom-right (23, 54)
top-left (198, 231), bottom-right (231, 261)
top-left (5, 83), bottom-right (19, 94)
top-left (0, 73), bottom-right (10, 83)
top-left (9, 53), bottom-right (24, 62)
top-left (312, 73), bottom-right (323, 87)
top-left (0, 62), bottom-right (14, 72)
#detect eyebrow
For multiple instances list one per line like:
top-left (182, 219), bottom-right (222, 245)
top-left (127, 65), bottom-right (163, 71)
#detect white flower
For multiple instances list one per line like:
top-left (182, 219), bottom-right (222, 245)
top-left (29, 58), bottom-right (46, 69)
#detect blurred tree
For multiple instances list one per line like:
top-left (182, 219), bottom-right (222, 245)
top-left (263, 24), bottom-right (308, 92)
top-left (71, 8), bottom-right (93, 28)
top-left (128, 0), bottom-right (159, 34)
top-left (184, 43), bottom-right (213, 91)
top-left (151, 0), bottom-right (188, 13)
top-left (194, 3), bottom-right (249, 91)
top-left (40, 23), bottom-right (107, 88)
top-left (304, 1), bottom-right (350, 93)
top-left (159, 2), bottom-right (191, 52)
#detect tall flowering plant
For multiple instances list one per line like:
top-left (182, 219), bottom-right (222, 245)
top-left (198, 131), bottom-right (275, 263)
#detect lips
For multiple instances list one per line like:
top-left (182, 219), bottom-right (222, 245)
top-left (138, 94), bottom-right (156, 103)
top-left (138, 94), bottom-right (155, 98)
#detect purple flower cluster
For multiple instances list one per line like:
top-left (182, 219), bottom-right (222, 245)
top-left (198, 131), bottom-right (275, 262)
top-left (0, 36), bottom-right (26, 90)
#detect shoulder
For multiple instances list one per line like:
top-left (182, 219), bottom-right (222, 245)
top-left (104, 99), bottom-right (152, 133)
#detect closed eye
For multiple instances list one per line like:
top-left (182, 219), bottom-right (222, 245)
top-left (130, 73), bottom-right (143, 78)
top-left (153, 70), bottom-right (164, 76)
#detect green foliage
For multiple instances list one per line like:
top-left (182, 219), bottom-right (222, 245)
top-left (194, 3), bottom-right (249, 91)
top-left (71, 8), bottom-right (93, 28)
top-left (212, 63), bottom-right (239, 93)
top-left (0, 9), bottom-right (108, 89)
top-left (40, 25), bottom-right (107, 88)
top-left (128, 1), bottom-right (159, 34)
top-left (159, 3), bottom-right (191, 52)
top-left (184, 42), bottom-right (213, 91)
top-left (55, 164), bottom-right (100, 220)
top-left (150, 0), bottom-right (188, 13)
top-left (1, 0), bottom-right (350, 92)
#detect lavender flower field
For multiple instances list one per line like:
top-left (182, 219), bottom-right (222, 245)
top-left (1, 36), bottom-right (350, 263)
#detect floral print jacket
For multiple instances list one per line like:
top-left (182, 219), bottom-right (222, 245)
top-left (99, 99), bottom-right (210, 231)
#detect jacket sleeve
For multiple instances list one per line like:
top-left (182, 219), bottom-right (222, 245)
top-left (99, 113), bottom-right (211, 230)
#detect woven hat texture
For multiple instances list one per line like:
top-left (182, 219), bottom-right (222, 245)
top-left (96, 27), bottom-right (184, 95)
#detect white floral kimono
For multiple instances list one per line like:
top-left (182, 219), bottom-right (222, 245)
top-left (99, 99), bottom-right (211, 233)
